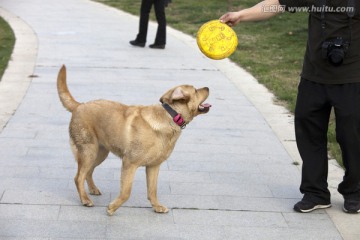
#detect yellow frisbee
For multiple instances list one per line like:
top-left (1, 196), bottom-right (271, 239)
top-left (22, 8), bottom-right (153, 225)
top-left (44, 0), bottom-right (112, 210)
top-left (196, 20), bottom-right (238, 60)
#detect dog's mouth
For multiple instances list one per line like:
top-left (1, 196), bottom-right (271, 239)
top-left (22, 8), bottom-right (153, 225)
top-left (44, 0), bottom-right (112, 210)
top-left (198, 103), bottom-right (211, 113)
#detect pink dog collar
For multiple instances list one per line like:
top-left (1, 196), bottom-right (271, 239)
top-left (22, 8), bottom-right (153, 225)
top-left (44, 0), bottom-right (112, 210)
top-left (173, 114), bottom-right (185, 128)
top-left (162, 103), bottom-right (187, 129)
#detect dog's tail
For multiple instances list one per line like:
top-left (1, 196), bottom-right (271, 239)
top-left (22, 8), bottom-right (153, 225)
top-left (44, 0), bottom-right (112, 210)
top-left (57, 65), bottom-right (80, 112)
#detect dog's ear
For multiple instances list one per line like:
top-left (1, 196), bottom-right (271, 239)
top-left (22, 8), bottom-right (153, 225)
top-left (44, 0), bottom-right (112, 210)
top-left (171, 87), bottom-right (188, 101)
top-left (160, 86), bottom-right (189, 104)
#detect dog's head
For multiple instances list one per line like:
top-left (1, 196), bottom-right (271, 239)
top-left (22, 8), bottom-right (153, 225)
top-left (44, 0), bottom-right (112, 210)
top-left (160, 85), bottom-right (211, 123)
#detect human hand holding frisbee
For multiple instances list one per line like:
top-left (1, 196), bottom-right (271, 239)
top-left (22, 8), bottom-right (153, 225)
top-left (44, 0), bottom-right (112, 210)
top-left (196, 20), bottom-right (238, 60)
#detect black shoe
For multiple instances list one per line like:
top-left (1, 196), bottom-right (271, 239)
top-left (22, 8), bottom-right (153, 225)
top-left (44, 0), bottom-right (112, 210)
top-left (129, 40), bottom-right (145, 47)
top-left (343, 199), bottom-right (360, 214)
top-left (149, 43), bottom-right (165, 49)
top-left (294, 199), bottom-right (331, 213)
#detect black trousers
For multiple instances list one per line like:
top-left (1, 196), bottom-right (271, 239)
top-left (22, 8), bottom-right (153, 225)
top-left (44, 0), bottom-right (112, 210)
top-left (295, 78), bottom-right (360, 203)
top-left (135, 0), bottom-right (166, 45)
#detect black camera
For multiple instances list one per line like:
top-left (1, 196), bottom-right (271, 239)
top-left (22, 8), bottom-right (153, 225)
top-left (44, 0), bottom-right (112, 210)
top-left (322, 37), bottom-right (350, 66)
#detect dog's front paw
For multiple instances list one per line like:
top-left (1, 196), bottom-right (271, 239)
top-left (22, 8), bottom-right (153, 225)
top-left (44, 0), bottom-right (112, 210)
top-left (107, 202), bottom-right (119, 216)
top-left (154, 205), bottom-right (169, 213)
top-left (107, 207), bottom-right (116, 216)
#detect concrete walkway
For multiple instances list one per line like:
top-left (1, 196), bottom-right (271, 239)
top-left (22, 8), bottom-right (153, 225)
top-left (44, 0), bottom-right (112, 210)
top-left (0, 0), bottom-right (358, 239)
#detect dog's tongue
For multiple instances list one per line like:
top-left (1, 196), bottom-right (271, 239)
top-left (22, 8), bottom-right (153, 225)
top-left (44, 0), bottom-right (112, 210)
top-left (201, 103), bottom-right (212, 108)
top-left (199, 103), bottom-right (211, 112)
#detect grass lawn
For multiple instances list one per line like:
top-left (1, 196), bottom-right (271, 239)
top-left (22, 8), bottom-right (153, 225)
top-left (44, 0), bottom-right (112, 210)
top-left (101, 0), bottom-right (342, 166)
top-left (0, 16), bottom-right (15, 81)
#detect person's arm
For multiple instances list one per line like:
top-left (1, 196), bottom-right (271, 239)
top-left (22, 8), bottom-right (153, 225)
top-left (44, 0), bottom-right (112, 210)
top-left (220, 0), bottom-right (282, 26)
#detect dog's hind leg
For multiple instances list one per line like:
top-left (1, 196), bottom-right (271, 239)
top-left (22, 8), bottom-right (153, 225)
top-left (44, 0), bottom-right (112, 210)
top-left (72, 141), bottom-right (99, 207)
top-left (74, 161), bottom-right (95, 206)
top-left (87, 145), bottom-right (109, 195)
top-left (107, 160), bottom-right (137, 215)
top-left (146, 164), bottom-right (169, 213)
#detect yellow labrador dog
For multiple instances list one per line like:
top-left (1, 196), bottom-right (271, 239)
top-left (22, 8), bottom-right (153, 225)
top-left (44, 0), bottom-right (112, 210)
top-left (57, 65), bottom-right (211, 215)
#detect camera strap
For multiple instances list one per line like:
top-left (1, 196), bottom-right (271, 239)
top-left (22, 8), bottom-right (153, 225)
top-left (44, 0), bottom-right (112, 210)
top-left (347, 0), bottom-right (355, 44)
top-left (347, 0), bottom-right (355, 18)
top-left (320, 0), bottom-right (326, 40)
top-left (320, 0), bottom-right (355, 42)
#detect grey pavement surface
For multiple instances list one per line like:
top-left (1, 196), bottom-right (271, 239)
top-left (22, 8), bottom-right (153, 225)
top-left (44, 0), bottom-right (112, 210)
top-left (0, 0), bottom-right (359, 239)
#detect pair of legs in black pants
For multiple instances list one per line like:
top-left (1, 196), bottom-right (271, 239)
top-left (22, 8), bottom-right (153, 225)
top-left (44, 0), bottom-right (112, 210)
top-left (295, 78), bottom-right (360, 206)
top-left (134, 0), bottom-right (166, 46)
